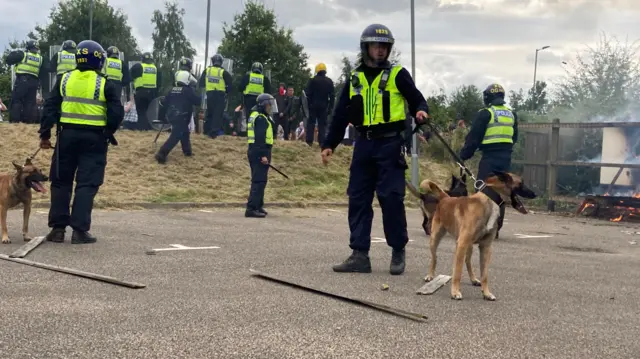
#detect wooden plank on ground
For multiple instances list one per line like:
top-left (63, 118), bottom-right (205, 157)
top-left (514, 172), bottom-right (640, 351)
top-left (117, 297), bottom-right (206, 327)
top-left (9, 236), bottom-right (46, 258)
top-left (416, 275), bottom-right (451, 295)
top-left (0, 254), bottom-right (146, 289)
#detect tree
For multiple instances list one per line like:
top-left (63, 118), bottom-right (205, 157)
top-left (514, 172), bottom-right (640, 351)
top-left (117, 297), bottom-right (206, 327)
top-left (217, 0), bottom-right (311, 110)
top-left (151, 1), bottom-right (197, 92)
top-left (425, 89), bottom-right (454, 129)
top-left (524, 80), bottom-right (549, 114)
top-left (507, 88), bottom-right (526, 112)
top-left (552, 32), bottom-right (640, 121)
top-left (333, 55), bottom-right (354, 101)
top-left (448, 85), bottom-right (484, 125)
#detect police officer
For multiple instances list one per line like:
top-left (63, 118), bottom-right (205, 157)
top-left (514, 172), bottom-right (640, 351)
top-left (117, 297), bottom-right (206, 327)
top-left (102, 46), bottom-right (130, 103)
top-left (245, 93), bottom-right (278, 218)
top-left (155, 68), bottom-right (200, 164)
top-left (321, 24), bottom-right (429, 275)
top-left (5, 39), bottom-right (45, 123)
top-left (304, 62), bottom-right (335, 147)
top-left (130, 52), bottom-right (161, 130)
top-left (38, 40), bottom-right (124, 244)
top-left (239, 62), bottom-right (271, 120)
top-left (199, 53), bottom-right (233, 139)
top-left (49, 40), bottom-right (77, 84)
top-left (459, 83), bottom-right (518, 239)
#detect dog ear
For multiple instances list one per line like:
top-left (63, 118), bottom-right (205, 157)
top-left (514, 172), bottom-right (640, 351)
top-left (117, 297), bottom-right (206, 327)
top-left (492, 171), bottom-right (513, 185)
top-left (12, 161), bottom-right (23, 172)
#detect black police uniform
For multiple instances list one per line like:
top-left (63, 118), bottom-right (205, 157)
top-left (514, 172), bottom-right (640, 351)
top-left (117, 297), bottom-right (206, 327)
top-left (198, 55), bottom-right (233, 138)
top-left (323, 24), bottom-right (429, 275)
top-left (459, 84), bottom-right (519, 237)
top-left (39, 41), bottom-right (124, 244)
top-left (155, 78), bottom-right (200, 163)
top-left (304, 69), bottom-right (335, 146)
top-left (5, 41), bottom-right (45, 124)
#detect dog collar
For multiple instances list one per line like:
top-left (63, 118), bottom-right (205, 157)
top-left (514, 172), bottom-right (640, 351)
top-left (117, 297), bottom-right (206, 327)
top-left (481, 186), bottom-right (504, 207)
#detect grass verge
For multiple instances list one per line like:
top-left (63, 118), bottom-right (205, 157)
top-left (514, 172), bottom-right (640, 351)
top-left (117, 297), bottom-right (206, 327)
top-left (0, 123), bottom-right (462, 208)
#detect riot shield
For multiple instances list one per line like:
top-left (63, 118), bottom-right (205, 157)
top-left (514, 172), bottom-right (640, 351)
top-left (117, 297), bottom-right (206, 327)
top-left (10, 64), bottom-right (16, 91)
top-left (301, 89), bottom-right (309, 119)
top-left (128, 60), bottom-right (140, 98)
top-left (48, 45), bottom-right (61, 92)
top-left (146, 96), bottom-right (171, 132)
top-left (264, 69), bottom-right (271, 83)
top-left (119, 51), bottom-right (126, 105)
top-left (222, 58), bottom-right (234, 75)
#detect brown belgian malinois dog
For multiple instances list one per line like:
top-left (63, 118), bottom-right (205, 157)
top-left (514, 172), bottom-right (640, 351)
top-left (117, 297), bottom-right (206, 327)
top-left (0, 158), bottom-right (49, 243)
top-left (419, 171), bottom-right (536, 301)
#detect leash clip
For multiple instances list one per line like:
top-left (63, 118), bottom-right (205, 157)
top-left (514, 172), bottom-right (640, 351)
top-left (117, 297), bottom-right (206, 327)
top-left (474, 179), bottom-right (486, 191)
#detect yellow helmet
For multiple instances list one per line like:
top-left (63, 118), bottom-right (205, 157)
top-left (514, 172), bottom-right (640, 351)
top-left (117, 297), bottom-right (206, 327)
top-left (314, 63), bottom-right (327, 74)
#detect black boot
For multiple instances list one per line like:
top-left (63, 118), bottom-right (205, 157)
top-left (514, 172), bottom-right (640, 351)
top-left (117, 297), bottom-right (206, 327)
top-left (245, 209), bottom-right (266, 218)
top-left (45, 228), bottom-right (65, 243)
top-left (71, 230), bottom-right (97, 244)
top-left (258, 208), bottom-right (268, 215)
top-left (390, 248), bottom-right (406, 275)
top-left (332, 250), bottom-right (372, 273)
top-left (155, 153), bottom-right (167, 164)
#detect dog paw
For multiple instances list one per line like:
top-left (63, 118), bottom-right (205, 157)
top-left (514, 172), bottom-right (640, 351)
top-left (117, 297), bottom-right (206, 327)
top-left (23, 235), bottom-right (32, 242)
top-left (424, 275), bottom-right (434, 282)
top-left (451, 291), bottom-right (463, 300)
top-left (471, 279), bottom-right (481, 286)
top-left (483, 292), bottom-right (496, 301)
top-left (1, 237), bottom-right (10, 244)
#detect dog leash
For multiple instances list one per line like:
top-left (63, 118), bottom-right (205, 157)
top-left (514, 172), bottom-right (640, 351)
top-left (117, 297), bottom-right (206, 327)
top-left (414, 119), bottom-right (485, 191)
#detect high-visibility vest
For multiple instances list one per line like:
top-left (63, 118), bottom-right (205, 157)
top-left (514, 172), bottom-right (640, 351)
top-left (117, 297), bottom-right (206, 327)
top-left (103, 58), bottom-right (123, 81)
top-left (481, 105), bottom-right (515, 145)
top-left (56, 50), bottom-right (76, 75)
top-left (243, 73), bottom-right (264, 96)
top-left (205, 66), bottom-right (226, 92)
top-left (15, 51), bottom-right (41, 77)
top-left (59, 70), bottom-right (107, 127)
top-left (348, 65), bottom-right (405, 126)
top-left (247, 111), bottom-right (274, 145)
top-left (134, 63), bottom-right (157, 89)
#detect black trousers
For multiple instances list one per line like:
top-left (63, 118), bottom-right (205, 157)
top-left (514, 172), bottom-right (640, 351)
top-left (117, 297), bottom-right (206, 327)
top-left (10, 75), bottom-right (39, 124)
top-left (134, 88), bottom-right (155, 131)
top-left (347, 134), bottom-right (408, 252)
top-left (48, 128), bottom-right (108, 232)
top-left (157, 117), bottom-right (192, 158)
top-left (278, 116), bottom-right (293, 140)
top-left (243, 95), bottom-right (258, 119)
top-left (306, 107), bottom-right (328, 145)
top-left (475, 151), bottom-right (513, 232)
top-left (205, 90), bottom-right (226, 138)
top-left (246, 147), bottom-right (271, 211)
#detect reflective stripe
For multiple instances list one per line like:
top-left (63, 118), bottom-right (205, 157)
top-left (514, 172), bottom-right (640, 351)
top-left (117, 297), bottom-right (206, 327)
top-left (59, 112), bottom-right (106, 121)
top-left (15, 52), bottom-right (41, 76)
top-left (62, 96), bottom-right (105, 106)
top-left (481, 105), bottom-right (514, 145)
top-left (59, 70), bottom-right (107, 127)
top-left (57, 51), bottom-right (76, 74)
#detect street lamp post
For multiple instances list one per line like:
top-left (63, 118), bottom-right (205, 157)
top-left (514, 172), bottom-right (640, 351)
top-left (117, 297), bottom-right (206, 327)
top-left (89, 0), bottom-right (94, 40)
top-left (204, 0), bottom-right (211, 70)
top-left (410, 0), bottom-right (419, 188)
top-left (532, 45), bottom-right (550, 111)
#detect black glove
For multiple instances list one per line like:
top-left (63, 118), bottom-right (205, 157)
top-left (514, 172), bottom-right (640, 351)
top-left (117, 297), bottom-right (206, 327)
top-left (104, 130), bottom-right (118, 146)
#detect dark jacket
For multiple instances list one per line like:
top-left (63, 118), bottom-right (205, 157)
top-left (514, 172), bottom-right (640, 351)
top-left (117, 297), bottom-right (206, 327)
top-left (39, 68), bottom-right (124, 140)
top-left (274, 90), bottom-right (286, 118)
top-left (198, 66), bottom-right (233, 93)
top-left (305, 71), bottom-right (334, 112)
top-left (322, 64), bottom-right (429, 151)
top-left (239, 72), bottom-right (272, 96)
top-left (158, 85), bottom-right (201, 123)
top-left (284, 95), bottom-right (301, 121)
top-left (248, 110), bottom-right (274, 159)
top-left (459, 98), bottom-right (519, 161)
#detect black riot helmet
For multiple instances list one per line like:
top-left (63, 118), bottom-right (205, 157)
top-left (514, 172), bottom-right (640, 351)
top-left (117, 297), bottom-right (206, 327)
top-left (359, 24), bottom-right (395, 68)
top-left (211, 54), bottom-right (223, 67)
top-left (61, 40), bottom-right (77, 52)
top-left (256, 93), bottom-right (277, 115)
top-left (141, 52), bottom-right (153, 63)
top-left (106, 46), bottom-right (120, 59)
top-left (25, 40), bottom-right (39, 53)
top-left (482, 83), bottom-right (506, 106)
top-left (251, 62), bottom-right (263, 74)
top-left (179, 57), bottom-right (193, 71)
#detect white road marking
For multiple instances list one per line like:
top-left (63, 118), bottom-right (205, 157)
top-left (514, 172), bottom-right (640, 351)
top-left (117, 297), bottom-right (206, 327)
top-left (199, 210), bottom-right (213, 213)
top-left (514, 233), bottom-right (552, 238)
top-left (150, 244), bottom-right (220, 252)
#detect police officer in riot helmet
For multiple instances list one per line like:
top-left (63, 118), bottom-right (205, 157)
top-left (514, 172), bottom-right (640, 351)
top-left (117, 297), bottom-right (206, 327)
top-left (47, 40), bottom-right (77, 85)
top-left (459, 83), bottom-right (519, 239)
top-left (240, 61), bottom-right (272, 120)
top-left (5, 39), bottom-right (44, 123)
top-left (38, 40), bottom-right (124, 244)
top-left (245, 93), bottom-right (278, 218)
top-left (102, 45), bottom-right (130, 101)
top-left (130, 52), bottom-right (160, 130)
top-left (198, 53), bottom-right (233, 139)
top-left (321, 23), bottom-right (430, 275)
top-left (175, 57), bottom-right (193, 81)
top-left (155, 70), bottom-right (200, 164)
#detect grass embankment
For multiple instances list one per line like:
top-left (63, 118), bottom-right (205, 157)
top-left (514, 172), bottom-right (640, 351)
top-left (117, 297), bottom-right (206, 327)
top-left (0, 123), bottom-right (463, 208)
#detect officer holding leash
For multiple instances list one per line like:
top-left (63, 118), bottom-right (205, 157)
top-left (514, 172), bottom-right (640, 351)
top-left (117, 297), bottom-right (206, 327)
top-left (155, 69), bottom-right (200, 164)
top-left (38, 40), bottom-right (124, 244)
top-left (245, 93), bottom-right (278, 218)
top-left (321, 24), bottom-right (429, 275)
top-left (459, 83), bottom-right (518, 239)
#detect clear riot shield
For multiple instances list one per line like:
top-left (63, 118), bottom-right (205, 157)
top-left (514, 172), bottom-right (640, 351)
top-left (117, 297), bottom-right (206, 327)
top-left (264, 69), bottom-right (271, 83)
top-left (221, 58), bottom-right (234, 75)
top-left (10, 64), bottom-right (16, 91)
top-left (301, 89), bottom-right (309, 120)
top-left (119, 52), bottom-right (126, 105)
top-left (48, 45), bottom-right (61, 93)
top-left (128, 60), bottom-right (140, 98)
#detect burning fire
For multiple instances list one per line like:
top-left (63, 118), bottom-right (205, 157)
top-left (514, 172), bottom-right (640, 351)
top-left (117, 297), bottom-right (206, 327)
top-left (577, 193), bottom-right (640, 222)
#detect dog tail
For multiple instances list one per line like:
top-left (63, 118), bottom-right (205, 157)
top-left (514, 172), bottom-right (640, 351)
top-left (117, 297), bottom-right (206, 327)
top-left (419, 180), bottom-right (449, 200)
top-left (405, 179), bottom-right (422, 200)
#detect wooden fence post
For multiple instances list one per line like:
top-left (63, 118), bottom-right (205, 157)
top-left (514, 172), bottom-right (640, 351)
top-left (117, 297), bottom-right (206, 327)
top-left (546, 118), bottom-right (560, 211)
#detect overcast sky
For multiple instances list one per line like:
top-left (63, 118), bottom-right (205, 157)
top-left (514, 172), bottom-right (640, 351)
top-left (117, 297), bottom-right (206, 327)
top-left (2, 0), bottom-right (640, 100)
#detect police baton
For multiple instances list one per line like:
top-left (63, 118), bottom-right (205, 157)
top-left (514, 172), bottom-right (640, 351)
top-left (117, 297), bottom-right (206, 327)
top-left (269, 164), bottom-right (290, 179)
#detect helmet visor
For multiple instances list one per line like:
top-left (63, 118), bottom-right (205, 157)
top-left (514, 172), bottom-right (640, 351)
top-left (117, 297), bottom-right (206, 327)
top-left (265, 98), bottom-right (278, 114)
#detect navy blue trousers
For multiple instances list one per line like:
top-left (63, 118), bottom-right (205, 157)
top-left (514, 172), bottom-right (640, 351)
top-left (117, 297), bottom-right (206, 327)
top-left (475, 150), bottom-right (512, 231)
top-left (158, 118), bottom-right (192, 158)
top-left (347, 135), bottom-right (408, 252)
top-left (246, 148), bottom-right (271, 211)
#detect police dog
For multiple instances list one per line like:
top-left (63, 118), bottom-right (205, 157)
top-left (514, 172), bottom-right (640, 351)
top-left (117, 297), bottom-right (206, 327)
top-left (0, 158), bottom-right (49, 243)
top-left (406, 173), bottom-right (468, 236)
top-left (419, 171), bottom-right (536, 301)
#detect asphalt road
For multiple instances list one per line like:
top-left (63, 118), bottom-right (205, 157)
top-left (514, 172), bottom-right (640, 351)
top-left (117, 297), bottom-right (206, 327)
top-left (1, 206), bottom-right (639, 359)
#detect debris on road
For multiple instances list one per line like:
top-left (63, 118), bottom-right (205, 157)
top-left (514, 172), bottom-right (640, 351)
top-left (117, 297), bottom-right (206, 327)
top-left (380, 284), bottom-right (389, 291)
